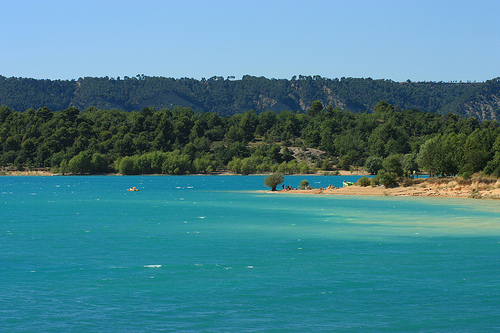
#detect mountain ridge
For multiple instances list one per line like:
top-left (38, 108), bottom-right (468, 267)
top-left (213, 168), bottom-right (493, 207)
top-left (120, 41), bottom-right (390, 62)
top-left (1, 75), bottom-right (499, 121)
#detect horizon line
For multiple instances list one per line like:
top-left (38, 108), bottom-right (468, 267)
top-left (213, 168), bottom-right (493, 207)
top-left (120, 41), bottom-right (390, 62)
top-left (1, 74), bottom-right (496, 84)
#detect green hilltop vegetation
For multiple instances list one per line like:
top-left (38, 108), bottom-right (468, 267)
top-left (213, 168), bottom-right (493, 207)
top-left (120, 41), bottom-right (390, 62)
top-left (1, 75), bottom-right (499, 121)
top-left (1, 101), bottom-right (499, 181)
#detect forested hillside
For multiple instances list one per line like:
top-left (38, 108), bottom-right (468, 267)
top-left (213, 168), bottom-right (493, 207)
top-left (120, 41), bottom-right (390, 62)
top-left (1, 101), bottom-right (499, 179)
top-left (1, 75), bottom-right (499, 121)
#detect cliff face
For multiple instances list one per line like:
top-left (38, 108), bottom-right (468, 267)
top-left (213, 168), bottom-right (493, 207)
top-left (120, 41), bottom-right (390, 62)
top-left (1, 75), bottom-right (499, 121)
top-left (462, 86), bottom-right (500, 122)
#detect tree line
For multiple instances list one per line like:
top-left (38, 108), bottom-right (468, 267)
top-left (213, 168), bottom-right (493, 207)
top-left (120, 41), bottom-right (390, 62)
top-left (0, 101), bottom-right (499, 178)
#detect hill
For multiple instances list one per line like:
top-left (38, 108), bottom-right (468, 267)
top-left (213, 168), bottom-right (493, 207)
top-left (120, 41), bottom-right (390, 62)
top-left (1, 99), bottom-right (499, 177)
top-left (1, 75), bottom-right (499, 121)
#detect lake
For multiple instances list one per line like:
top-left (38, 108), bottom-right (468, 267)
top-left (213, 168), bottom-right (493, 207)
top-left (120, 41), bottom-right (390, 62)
top-left (1, 175), bottom-right (499, 332)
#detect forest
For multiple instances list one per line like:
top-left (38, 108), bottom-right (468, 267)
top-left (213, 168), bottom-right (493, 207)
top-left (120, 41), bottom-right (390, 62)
top-left (1, 75), bottom-right (499, 121)
top-left (1, 101), bottom-right (499, 181)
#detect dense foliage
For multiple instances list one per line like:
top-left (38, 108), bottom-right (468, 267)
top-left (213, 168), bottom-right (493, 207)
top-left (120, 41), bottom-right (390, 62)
top-left (1, 101), bottom-right (499, 177)
top-left (1, 75), bottom-right (499, 121)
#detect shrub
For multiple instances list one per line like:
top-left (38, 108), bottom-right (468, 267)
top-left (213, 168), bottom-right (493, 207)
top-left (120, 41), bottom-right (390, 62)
top-left (470, 189), bottom-right (482, 199)
top-left (299, 179), bottom-right (310, 190)
top-left (401, 178), bottom-right (414, 187)
top-left (375, 170), bottom-right (398, 187)
top-left (357, 176), bottom-right (371, 187)
top-left (460, 171), bottom-right (472, 180)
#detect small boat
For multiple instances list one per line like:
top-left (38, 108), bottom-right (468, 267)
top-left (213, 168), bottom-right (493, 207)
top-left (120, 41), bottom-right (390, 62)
top-left (342, 181), bottom-right (354, 187)
top-left (127, 186), bottom-right (139, 191)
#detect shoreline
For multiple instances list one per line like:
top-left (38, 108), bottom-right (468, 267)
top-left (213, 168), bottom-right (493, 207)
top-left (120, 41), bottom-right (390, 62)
top-left (0, 170), bottom-right (56, 176)
top-left (0, 170), bottom-right (367, 177)
top-left (272, 178), bottom-right (500, 200)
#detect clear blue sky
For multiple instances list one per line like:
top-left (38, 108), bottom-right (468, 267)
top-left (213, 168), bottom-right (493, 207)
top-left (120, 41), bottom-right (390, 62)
top-left (1, 0), bottom-right (499, 82)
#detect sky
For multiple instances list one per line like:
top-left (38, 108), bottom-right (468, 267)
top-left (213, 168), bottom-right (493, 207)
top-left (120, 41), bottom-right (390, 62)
top-left (1, 0), bottom-right (499, 82)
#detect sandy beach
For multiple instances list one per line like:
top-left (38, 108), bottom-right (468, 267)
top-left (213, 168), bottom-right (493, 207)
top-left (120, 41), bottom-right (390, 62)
top-left (277, 178), bottom-right (500, 199)
top-left (1, 170), bottom-right (55, 176)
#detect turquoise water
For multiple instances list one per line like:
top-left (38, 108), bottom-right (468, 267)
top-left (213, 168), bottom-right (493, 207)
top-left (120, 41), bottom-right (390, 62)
top-left (1, 175), bottom-right (499, 332)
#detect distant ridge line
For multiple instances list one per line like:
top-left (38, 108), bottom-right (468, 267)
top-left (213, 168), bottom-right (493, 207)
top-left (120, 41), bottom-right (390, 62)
top-left (1, 75), bottom-right (499, 121)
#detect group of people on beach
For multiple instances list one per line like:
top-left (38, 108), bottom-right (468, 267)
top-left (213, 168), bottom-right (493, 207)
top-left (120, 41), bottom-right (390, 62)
top-left (281, 184), bottom-right (338, 191)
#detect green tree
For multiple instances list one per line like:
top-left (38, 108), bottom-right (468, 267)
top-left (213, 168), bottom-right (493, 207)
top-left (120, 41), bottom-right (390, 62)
top-left (257, 110), bottom-right (277, 135)
top-left (59, 159), bottom-right (69, 174)
top-left (382, 154), bottom-right (404, 178)
top-left (227, 157), bottom-right (243, 174)
top-left (483, 135), bottom-right (500, 176)
top-left (320, 159), bottom-right (332, 171)
top-left (118, 156), bottom-right (137, 175)
top-left (91, 153), bottom-right (110, 173)
top-left (267, 144), bottom-right (282, 163)
top-left (417, 134), bottom-right (465, 177)
top-left (298, 161), bottom-right (310, 174)
top-left (282, 147), bottom-right (294, 162)
top-left (461, 128), bottom-right (496, 175)
top-left (239, 110), bottom-right (258, 141)
top-left (0, 105), bottom-right (11, 123)
top-left (307, 101), bottom-right (324, 118)
top-left (403, 153), bottom-right (419, 175)
top-left (364, 156), bottom-right (383, 175)
top-left (161, 150), bottom-right (191, 175)
top-left (305, 130), bottom-right (321, 148)
top-left (224, 125), bottom-right (245, 143)
top-left (339, 155), bottom-right (351, 171)
top-left (68, 151), bottom-right (92, 174)
top-left (417, 137), bottom-right (440, 177)
top-left (263, 173), bottom-right (284, 191)
top-left (192, 154), bottom-right (217, 174)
